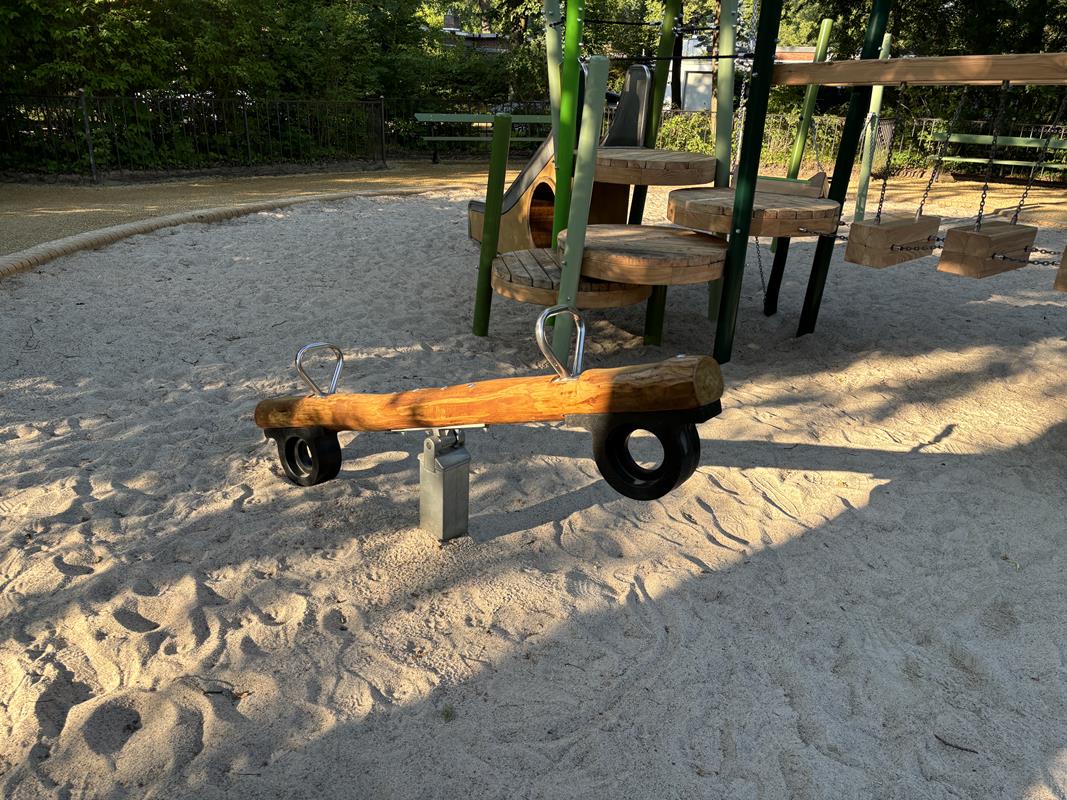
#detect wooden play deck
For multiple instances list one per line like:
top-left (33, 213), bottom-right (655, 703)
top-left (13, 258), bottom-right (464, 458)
top-left (558, 225), bottom-right (727, 285)
top-left (667, 187), bottom-right (841, 238)
top-left (491, 248), bottom-right (652, 308)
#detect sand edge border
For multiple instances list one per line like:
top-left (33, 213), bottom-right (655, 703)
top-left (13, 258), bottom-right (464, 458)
top-left (0, 187), bottom-right (437, 280)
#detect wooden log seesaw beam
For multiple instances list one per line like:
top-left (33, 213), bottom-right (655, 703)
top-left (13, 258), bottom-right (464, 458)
top-left (255, 310), bottom-right (725, 502)
top-left (255, 356), bottom-right (723, 433)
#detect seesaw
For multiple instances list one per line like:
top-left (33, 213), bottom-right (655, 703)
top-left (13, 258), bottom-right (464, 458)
top-left (254, 306), bottom-right (724, 540)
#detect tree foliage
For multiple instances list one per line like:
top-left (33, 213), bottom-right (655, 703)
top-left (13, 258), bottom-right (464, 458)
top-left (3, 0), bottom-right (1066, 119)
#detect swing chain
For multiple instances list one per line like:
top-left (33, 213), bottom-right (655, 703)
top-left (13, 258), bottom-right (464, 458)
top-left (976, 80), bottom-right (1012, 232)
top-left (890, 235), bottom-right (943, 252)
top-left (874, 85), bottom-right (906, 224)
top-left (797, 227), bottom-right (849, 240)
top-left (753, 236), bottom-right (766, 295)
top-left (1011, 89), bottom-right (1067, 225)
top-left (917, 87), bottom-right (970, 219)
top-left (992, 252), bottom-right (1062, 267)
top-left (809, 114), bottom-right (826, 175)
top-left (729, 1), bottom-right (757, 178)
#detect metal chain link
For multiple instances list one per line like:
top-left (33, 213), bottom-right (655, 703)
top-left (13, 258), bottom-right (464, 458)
top-left (991, 244), bottom-right (1064, 266)
top-left (809, 114), bottom-right (826, 175)
top-left (874, 85), bottom-right (906, 224)
top-left (753, 235), bottom-right (766, 294)
top-left (975, 80), bottom-right (1012, 231)
top-left (890, 236), bottom-right (943, 252)
top-left (916, 87), bottom-right (970, 219)
top-left (992, 253), bottom-right (1062, 267)
top-left (1011, 88), bottom-right (1067, 224)
top-left (729, 1), bottom-right (757, 179)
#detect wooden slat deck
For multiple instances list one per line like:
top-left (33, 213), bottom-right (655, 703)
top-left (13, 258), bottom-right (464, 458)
top-left (491, 248), bottom-right (652, 308)
top-left (558, 225), bottom-right (727, 285)
top-left (595, 147), bottom-right (717, 186)
top-left (667, 187), bottom-right (841, 238)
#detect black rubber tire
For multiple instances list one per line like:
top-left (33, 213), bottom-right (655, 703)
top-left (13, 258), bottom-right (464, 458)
top-left (273, 429), bottom-right (342, 487)
top-left (592, 421), bottom-right (700, 501)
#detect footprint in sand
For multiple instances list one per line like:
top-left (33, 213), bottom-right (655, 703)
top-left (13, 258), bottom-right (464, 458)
top-left (112, 608), bottom-right (160, 634)
top-left (43, 688), bottom-right (207, 788)
top-left (0, 478), bottom-right (79, 521)
top-left (52, 555), bottom-right (94, 577)
top-left (82, 698), bottom-right (143, 755)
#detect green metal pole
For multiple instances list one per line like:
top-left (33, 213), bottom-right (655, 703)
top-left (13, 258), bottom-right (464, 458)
top-left (552, 56), bottom-right (610, 359)
top-left (853, 32), bottom-right (893, 222)
top-left (797, 0), bottom-right (893, 337)
top-left (786, 19), bottom-right (833, 182)
top-left (710, 0), bottom-right (785, 364)
top-left (705, 0), bottom-right (737, 322)
top-left (763, 18), bottom-right (833, 317)
top-left (472, 114), bottom-right (512, 337)
top-left (551, 0), bottom-right (585, 246)
top-left (849, 32), bottom-right (892, 222)
top-left (544, 0), bottom-right (564, 151)
top-left (713, 0), bottom-right (737, 188)
top-left (629, 0), bottom-right (683, 229)
top-left (640, 0), bottom-right (684, 345)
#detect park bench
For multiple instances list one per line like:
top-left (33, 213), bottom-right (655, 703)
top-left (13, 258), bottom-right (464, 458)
top-left (414, 113), bottom-right (552, 163)
top-left (928, 131), bottom-right (1067, 173)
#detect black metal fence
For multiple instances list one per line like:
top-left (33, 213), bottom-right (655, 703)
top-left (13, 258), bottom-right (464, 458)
top-left (0, 93), bottom-right (386, 178)
top-left (5, 91), bottom-right (1066, 181)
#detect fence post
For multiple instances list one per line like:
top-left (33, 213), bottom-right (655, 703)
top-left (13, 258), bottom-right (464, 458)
top-left (78, 89), bottom-right (98, 183)
top-left (379, 96), bottom-right (388, 167)
top-left (243, 104), bottom-right (253, 165)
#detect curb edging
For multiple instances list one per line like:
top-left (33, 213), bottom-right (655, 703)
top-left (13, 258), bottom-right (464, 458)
top-left (0, 188), bottom-right (439, 280)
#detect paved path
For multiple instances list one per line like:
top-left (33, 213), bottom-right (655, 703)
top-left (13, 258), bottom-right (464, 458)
top-left (0, 162), bottom-right (519, 256)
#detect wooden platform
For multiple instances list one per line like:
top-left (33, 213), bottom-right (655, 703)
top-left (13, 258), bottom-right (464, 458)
top-left (595, 147), bottom-right (717, 186)
top-left (491, 248), bottom-right (652, 308)
top-left (937, 220), bottom-right (1039, 278)
top-left (667, 187), bottom-right (841, 238)
top-left (844, 214), bottom-right (942, 268)
top-left (558, 225), bottom-right (727, 285)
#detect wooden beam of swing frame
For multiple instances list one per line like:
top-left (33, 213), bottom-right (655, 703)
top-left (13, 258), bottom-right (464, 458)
top-left (773, 52), bottom-right (1067, 87)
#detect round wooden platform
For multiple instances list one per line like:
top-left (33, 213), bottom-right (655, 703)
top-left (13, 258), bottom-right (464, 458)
top-left (491, 248), bottom-right (652, 308)
top-left (667, 188), bottom-right (842, 238)
top-left (558, 225), bottom-right (727, 285)
top-left (595, 148), bottom-right (717, 186)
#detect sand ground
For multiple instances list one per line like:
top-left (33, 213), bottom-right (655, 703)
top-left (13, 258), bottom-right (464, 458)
top-left (0, 181), bottom-right (1065, 798)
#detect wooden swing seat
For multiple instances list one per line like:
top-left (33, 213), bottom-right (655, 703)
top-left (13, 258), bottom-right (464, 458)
top-left (1054, 250), bottom-right (1067, 292)
top-left (491, 248), bottom-right (652, 308)
top-left (557, 225), bottom-right (728, 285)
top-left (937, 219), bottom-right (1039, 278)
top-left (844, 213), bottom-right (942, 268)
top-left (667, 173), bottom-right (840, 238)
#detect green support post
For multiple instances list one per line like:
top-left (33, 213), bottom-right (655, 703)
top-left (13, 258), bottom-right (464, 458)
top-left (797, 0), bottom-right (893, 337)
top-left (629, 0), bottom-right (683, 228)
top-left (552, 57), bottom-right (610, 359)
top-left (639, 0), bottom-right (684, 345)
top-left (763, 17), bottom-right (833, 317)
top-left (472, 114), bottom-right (512, 337)
top-left (551, 0), bottom-right (585, 246)
top-left (713, 0), bottom-right (737, 189)
top-left (544, 0), bottom-right (564, 150)
top-left (706, 0), bottom-right (738, 322)
top-left (853, 33), bottom-right (893, 222)
top-left (710, 0), bottom-right (786, 364)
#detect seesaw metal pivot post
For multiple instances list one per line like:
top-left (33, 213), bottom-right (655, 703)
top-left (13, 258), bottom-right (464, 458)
top-left (419, 429), bottom-right (471, 542)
